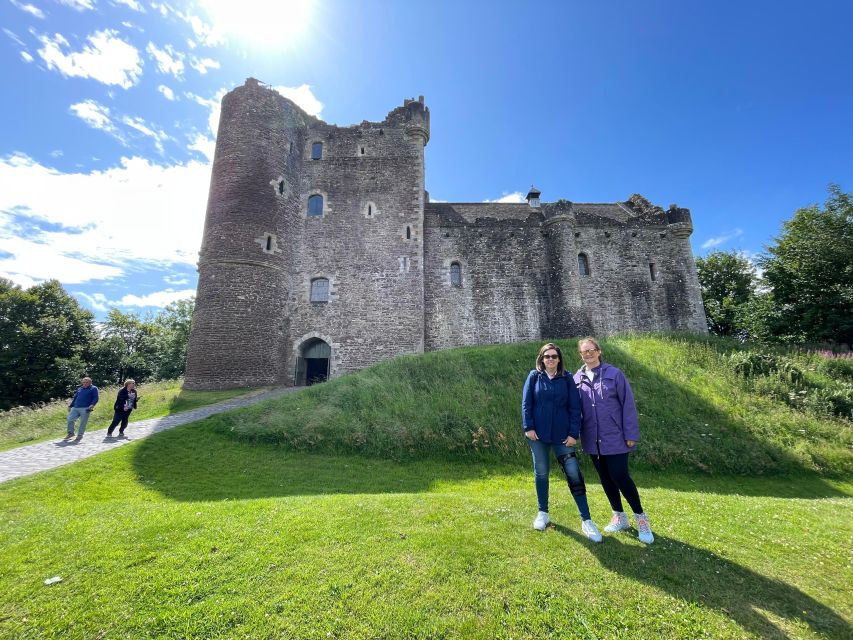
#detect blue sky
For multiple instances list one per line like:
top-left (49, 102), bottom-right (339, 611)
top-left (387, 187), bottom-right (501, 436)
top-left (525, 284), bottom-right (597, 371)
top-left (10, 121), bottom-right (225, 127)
top-left (1, 0), bottom-right (851, 320)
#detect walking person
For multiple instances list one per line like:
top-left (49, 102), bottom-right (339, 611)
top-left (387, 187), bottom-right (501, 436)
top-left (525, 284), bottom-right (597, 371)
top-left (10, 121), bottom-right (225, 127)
top-left (522, 342), bottom-right (603, 542)
top-left (65, 377), bottom-right (99, 441)
top-left (573, 338), bottom-right (654, 544)
top-left (106, 379), bottom-right (139, 438)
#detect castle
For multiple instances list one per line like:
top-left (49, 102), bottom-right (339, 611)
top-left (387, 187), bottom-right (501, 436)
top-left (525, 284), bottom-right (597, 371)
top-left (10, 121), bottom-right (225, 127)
top-left (184, 78), bottom-right (706, 389)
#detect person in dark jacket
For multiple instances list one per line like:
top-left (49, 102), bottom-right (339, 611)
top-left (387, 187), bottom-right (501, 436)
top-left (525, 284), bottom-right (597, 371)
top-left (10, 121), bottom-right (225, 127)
top-left (522, 342), bottom-right (602, 541)
top-left (106, 379), bottom-right (139, 438)
top-left (573, 337), bottom-right (653, 544)
top-left (65, 377), bottom-right (99, 441)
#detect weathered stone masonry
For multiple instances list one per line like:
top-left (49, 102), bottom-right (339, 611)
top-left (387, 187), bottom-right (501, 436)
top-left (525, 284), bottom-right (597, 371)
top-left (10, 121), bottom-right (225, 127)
top-left (184, 78), bottom-right (706, 389)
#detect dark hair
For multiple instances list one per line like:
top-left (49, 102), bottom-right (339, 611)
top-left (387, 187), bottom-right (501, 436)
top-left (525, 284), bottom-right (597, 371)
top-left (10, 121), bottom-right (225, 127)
top-left (535, 342), bottom-right (565, 375)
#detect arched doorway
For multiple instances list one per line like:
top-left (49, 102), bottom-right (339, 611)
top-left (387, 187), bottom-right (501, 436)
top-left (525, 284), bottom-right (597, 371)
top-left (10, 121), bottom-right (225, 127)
top-left (295, 338), bottom-right (330, 385)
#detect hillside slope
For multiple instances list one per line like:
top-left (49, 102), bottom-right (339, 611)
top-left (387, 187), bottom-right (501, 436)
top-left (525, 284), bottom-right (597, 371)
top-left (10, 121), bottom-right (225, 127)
top-left (207, 335), bottom-right (852, 477)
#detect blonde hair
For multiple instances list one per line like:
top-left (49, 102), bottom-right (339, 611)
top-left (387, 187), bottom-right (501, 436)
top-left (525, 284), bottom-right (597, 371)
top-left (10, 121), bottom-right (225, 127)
top-left (535, 343), bottom-right (565, 375)
top-left (124, 379), bottom-right (136, 388)
top-left (577, 337), bottom-right (601, 353)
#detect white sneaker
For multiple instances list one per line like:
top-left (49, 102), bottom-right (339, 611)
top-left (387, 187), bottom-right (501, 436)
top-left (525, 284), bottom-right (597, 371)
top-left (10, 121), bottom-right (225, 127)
top-left (581, 519), bottom-right (603, 542)
top-left (533, 511), bottom-right (551, 531)
top-left (604, 511), bottom-right (630, 533)
top-left (635, 512), bottom-right (654, 544)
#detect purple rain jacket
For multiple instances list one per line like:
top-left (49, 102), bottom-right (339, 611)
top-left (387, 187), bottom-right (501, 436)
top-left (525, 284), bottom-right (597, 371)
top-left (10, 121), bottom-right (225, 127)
top-left (521, 369), bottom-right (582, 444)
top-left (573, 363), bottom-right (641, 455)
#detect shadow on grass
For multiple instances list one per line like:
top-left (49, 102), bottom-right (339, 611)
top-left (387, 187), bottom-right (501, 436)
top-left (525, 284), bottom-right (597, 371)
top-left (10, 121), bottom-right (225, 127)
top-left (556, 525), bottom-right (851, 639)
top-left (132, 420), bottom-right (508, 501)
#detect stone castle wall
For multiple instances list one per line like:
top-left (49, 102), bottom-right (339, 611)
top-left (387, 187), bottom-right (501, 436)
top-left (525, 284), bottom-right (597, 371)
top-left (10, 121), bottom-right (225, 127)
top-left (185, 79), bottom-right (706, 390)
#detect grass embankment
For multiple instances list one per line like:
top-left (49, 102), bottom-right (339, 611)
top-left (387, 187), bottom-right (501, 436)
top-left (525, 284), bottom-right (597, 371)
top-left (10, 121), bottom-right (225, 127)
top-left (0, 380), bottom-right (251, 451)
top-left (210, 334), bottom-right (853, 477)
top-left (0, 421), bottom-right (850, 639)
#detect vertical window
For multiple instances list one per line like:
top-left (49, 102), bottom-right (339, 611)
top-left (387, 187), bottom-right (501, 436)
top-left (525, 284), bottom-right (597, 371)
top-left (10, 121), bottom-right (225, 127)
top-left (450, 262), bottom-right (462, 287)
top-left (311, 142), bottom-right (323, 160)
top-left (649, 263), bottom-right (657, 281)
top-left (406, 226), bottom-right (411, 239)
top-left (578, 253), bottom-right (590, 277)
top-left (278, 180), bottom-right (284, 194)
top-left (265, 236), bottom-right (272, 251)
top-left (360, 146), bottom-right (365, 155)
top-left (367, 204), bottom-right (372, 217)
top-left (308, 194), bottom-right (323, 216)
top-left (310, 278), bottom-right (329, 302)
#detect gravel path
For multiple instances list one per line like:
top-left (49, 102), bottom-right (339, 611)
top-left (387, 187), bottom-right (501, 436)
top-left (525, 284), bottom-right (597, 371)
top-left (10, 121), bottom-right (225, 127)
top-left (0, 386), bottom-right (300, 484)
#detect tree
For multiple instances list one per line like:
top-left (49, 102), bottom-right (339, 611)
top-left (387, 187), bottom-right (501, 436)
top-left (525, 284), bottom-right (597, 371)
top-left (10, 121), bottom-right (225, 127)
top-left (151, 298), bottom-right (194, 380)
top-left (760, 185), bottom-right (853, 346)
top-left (695, 251), bottom-right (757, 336)
top-left (0, 279), bottom-right (96, 409)
top-left (88, 309), bottom-right (159, 386)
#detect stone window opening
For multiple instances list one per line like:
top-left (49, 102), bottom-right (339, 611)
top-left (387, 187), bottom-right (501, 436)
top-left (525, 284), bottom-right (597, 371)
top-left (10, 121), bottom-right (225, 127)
top-left (368, 204), bottom-right (372, 216)
top-left (310, 277), bottom-right (329, 303)
top-left (265, 236), bottom-right (272, 251)
top-left (400, 256), bottom-right (409, 272)
top-left (311, 142), bottom-right (323, 160)
top-left (363, 201), bottom-right (378, 219)
top-left (450, 262), bottom-right (462, 287)
top-left (578, 253), bottom-right (591, 277)
top-left (649, 263), bottom-right (657, 281)
top-left (406, 226), bottom-right (411, 240)
top-left (278, 180), bottom-right (284, 195)
top-left (360, 146), bottom-right (365, 155)
top-left (308, 194), bottom-right (324, 217)
top-left (255, 232), bottom-right (280, 255)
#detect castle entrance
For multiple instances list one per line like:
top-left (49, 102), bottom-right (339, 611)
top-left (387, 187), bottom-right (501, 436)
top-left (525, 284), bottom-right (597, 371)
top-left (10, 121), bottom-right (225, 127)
top-left (295, 338), bottom-right (330, 386)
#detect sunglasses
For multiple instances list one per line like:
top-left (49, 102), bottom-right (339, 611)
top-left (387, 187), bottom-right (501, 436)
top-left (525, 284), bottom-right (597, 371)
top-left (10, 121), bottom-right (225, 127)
top-left (579, 348), bottom-right (599, 356)
top-left (543, 354), bottom-right (559, 360)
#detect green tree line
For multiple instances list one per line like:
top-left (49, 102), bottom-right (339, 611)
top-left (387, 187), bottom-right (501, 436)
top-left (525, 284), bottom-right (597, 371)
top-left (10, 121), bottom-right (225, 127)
top-left (0, 279), bottom-right (193, 410)
top-left (696, 185), bottom-right (852, 348)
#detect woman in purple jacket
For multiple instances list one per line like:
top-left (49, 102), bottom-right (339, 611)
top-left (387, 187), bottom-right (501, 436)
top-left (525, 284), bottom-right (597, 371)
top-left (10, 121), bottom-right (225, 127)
top-left (573, 338), bottom-right (654, 544)
top-left (522, 342), bottom-right (602, 541)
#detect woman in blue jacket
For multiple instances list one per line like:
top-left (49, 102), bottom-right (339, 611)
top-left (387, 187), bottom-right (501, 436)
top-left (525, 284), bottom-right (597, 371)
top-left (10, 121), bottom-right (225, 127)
top-left (522, 342), bottom-right (602, 541)
top-left (573, 337), bottom-right (653, 544)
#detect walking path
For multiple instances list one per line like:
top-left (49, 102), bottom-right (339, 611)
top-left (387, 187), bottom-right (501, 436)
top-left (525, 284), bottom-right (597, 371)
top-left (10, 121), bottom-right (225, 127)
top-left (0, 386), bottom-right (300, 484)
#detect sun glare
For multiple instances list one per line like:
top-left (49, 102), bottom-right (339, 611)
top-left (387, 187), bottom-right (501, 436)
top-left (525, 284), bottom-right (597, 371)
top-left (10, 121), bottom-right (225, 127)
top-left (200, 0), bottom-right (315, 50)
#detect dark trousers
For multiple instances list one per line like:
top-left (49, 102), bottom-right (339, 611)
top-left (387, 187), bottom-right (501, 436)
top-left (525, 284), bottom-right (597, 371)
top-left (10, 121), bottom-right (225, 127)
top-left (107, 409), bottom-right (132, 434)
top-left (589, 452), bottom-right (644, 514)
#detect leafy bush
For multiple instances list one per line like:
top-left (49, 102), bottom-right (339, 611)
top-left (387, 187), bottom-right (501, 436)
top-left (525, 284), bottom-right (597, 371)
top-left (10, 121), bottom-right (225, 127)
top-left (803, 383), bottom-right (853, 419)
top-left (730, 352), bottom-right (780, 378)
top-left (817, 355), bottom-right (853, 381)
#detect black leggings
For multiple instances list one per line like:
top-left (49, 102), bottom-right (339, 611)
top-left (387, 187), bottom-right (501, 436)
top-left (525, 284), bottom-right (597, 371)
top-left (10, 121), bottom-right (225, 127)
top-left (107, 409), bottom-right (132, 433)
top-left (589, 453), bottom-right (643, 514)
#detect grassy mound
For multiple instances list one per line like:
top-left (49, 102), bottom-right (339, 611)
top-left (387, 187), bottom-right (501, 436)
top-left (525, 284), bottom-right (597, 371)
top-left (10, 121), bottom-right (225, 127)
top-left (208, 334), bottom-right (852, 477)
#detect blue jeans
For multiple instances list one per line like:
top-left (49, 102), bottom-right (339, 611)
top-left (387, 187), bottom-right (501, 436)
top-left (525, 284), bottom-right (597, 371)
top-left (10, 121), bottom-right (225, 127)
top-left (528, 439), bottom-right (591, 520)
top-left (67, 407), bottom-right (92, 436)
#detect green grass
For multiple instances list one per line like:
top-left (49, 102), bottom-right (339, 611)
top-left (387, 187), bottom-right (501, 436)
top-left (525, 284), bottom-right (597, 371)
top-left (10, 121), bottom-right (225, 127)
top-left (0, 420), bottom-right (850, 639)
top-left (0, 380), bottom-right (254, 451)
top-left (209, 334), bottom-right (853, 477)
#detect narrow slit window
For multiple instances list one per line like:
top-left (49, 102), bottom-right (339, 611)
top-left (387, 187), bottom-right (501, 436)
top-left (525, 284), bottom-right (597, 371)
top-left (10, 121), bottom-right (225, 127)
top-left (310, 278), bottom-right (329, 302)
top-left (450, 262), bottom-right (462, 287)
top-left (278, 180), bottom-right (284, 194)
top-left (360, 147), bottom-right (365, 155)
top-left (649, 263), bottom-right (657, 281)
top-left (367, 204), bottom-right (372, 216)
top-left (578, 253), bottom-right (591, 277)
top-left (406, 226), bottom-right (411, 240)
top-left (308, 194), bottom-right (323, 216)
top-left (265, 236), bottom-right (272, 251)
top-left (311, 142), bottom-right (323, 160)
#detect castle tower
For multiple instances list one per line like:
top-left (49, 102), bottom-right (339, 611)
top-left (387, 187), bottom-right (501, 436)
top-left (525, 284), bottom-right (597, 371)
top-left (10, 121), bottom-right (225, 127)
top-left (666, 205), bottom-right (708, 332)
top-left (184, 79), bottom-right (311, 389)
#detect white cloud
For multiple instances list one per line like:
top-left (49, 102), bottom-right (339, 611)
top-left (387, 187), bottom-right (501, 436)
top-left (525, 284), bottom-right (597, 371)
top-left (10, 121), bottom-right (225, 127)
top-left (69, 100), bottom-right (172, 153)
top-left (4, 28), bottom-right (26, 46)
top-left (157, 84), bottom-right (175, 100)
top-left (484, 191), bottom-right (525, 203)
top-left (118, 288), bottom-right (196, 308)
top-left (113, 0), bottom-right (144, 10)
top-left (36, 29), bottom-right (143, 89)
top-left (701, 228), bottom-right (744, 250)
top-left (189, 56), bottom-right (219, 74)
top-left (187, 133), bottom-right (214, 161)
top-left (163, 274), bottom-right (189, 285)
top-left (75, 291), bottom-right (110, 312)
top-left (10, 0), bottom-right (46, 19)
top-left (56, 0), bottom-right (95, 10)
top-left (186, 87), bottom-right (226, 136)
top-left (0, 153), bottom-right (212, 287)
top-left (21, 51), bottom-right (34, 63)
top-left (146, 41), bottom-right (184, 78)
top-left (273, 84), bottom-right (323, 117)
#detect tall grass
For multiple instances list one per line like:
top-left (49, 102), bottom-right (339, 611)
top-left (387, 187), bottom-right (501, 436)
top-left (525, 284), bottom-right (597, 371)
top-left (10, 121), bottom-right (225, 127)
top-left (0, 380), bottom-right (253, 451)
top-left (210, 334), bottom-right (852, 477)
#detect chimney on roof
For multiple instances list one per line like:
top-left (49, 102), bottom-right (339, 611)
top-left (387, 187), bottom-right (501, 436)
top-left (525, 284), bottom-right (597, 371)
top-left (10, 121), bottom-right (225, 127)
top-left (526, 185), bottom-right (541, 208)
